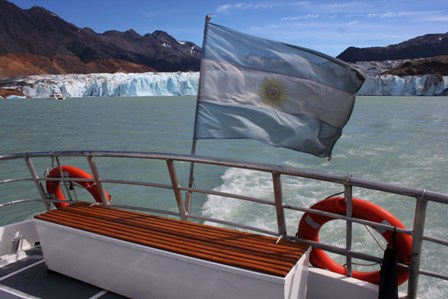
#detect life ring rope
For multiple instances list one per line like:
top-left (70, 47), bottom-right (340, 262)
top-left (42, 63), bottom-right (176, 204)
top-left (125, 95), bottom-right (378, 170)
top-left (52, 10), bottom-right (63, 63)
top-left (297, 196), bottom-right (412, 286)
top-left (45, 165), bottom-right (111, 208)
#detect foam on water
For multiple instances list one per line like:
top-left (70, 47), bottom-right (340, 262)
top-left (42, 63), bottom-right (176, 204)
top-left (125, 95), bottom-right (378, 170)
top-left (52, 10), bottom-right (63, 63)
top-left (198, 96), bottom-right (448, 298)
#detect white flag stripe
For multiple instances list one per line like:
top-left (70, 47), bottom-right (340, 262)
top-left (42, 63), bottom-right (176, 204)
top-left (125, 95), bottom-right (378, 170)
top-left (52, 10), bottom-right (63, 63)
top-left (200, 59), bottom-right (355, 128)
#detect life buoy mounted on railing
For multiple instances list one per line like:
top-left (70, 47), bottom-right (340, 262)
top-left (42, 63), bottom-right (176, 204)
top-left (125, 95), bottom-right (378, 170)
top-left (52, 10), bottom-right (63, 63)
top-left (45, 165), bottom-right (111, 208)
top-left (297, 197), bottom-right (412, 285)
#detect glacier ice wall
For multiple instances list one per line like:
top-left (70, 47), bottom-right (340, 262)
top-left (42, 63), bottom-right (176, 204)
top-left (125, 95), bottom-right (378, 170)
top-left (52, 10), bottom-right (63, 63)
top-left (3, 72), bottom-right (448, 98)
top-left (19, 72), bottom-right (200, 98)
top-left (358, 74), bottom-right (448, 96)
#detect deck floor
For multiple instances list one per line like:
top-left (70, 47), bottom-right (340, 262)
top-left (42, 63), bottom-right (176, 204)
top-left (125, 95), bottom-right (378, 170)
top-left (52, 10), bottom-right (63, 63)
top-left (0, 246), bottom-right (127, 299)
top-left (35, 203), bottom-right (309, 277)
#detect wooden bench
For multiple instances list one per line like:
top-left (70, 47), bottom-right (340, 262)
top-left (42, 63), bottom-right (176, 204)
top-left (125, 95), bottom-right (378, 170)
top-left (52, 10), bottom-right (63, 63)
top-left (35, 202), bottom-right (310, 298)
top-left (35, 202), bottom-right (308, 277)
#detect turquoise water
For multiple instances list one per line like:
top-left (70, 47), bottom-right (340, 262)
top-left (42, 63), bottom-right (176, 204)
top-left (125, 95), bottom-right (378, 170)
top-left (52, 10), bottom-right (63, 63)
top-left (1, 96), bottom-right (448, 297)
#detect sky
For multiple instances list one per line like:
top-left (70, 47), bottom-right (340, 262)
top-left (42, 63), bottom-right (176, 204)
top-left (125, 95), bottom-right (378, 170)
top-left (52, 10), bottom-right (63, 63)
top-left (8, 0), bottom-right (448, 57)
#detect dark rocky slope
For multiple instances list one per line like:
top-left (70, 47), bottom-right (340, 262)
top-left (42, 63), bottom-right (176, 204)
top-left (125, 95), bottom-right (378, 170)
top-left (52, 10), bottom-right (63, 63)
top-left (0, 0), bottom-right (201, 78)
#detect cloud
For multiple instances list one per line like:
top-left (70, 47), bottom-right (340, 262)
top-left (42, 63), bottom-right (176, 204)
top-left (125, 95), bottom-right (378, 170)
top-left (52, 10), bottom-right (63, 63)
top-left (215, 4), bottom-right (232, 13)
top-left (215, 2), bottom-right (267, 13)
top-left (281, 14), bottom-right (319, 22)
top-left (366, 10), bottom-right (444, 20)
top-left (214, 1), bottom-right (309, 15)
top-left (318, 1), bottom-right (364, 10)
top-left (380, 11), bottom-right (421, 18)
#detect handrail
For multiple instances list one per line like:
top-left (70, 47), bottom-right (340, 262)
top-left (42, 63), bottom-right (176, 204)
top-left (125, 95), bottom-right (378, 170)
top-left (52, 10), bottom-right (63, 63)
top-left (0, 198), bottom-right (42, 208)
top-left (1, 150), bottom-right (448, 299)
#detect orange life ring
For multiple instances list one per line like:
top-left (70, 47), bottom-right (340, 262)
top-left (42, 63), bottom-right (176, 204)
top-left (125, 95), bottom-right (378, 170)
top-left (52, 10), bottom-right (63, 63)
top-left (297, 197), bottom-right (412, 285)
top-left (46, 166), bottom-right (111, 208)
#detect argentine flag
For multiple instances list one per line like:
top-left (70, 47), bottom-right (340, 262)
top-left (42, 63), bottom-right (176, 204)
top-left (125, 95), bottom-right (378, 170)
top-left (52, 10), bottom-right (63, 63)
top-left (193, 22), bottom-right (365, 158)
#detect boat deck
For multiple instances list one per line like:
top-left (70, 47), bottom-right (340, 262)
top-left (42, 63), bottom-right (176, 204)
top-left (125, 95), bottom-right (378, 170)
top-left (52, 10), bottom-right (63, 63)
top-left (0, 246), bottom-right (127, 298)
top-left (3, 150), bottom-right (448, 298)
top-left (35, 203), bottom-right (309, 278)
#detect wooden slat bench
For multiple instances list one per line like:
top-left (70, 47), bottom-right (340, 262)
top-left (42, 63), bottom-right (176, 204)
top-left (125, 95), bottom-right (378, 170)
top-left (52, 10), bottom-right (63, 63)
top-left (35, 202), bottom-right (309, 278)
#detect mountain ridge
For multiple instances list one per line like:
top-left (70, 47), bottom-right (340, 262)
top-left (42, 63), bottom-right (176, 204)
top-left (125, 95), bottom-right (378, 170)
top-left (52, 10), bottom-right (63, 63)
top-left (1, 0), bottom-right (447, 80)
top-left (0, 0), bottom-right (201, 78)
top-left (337, 32), bottom-right (448, 63)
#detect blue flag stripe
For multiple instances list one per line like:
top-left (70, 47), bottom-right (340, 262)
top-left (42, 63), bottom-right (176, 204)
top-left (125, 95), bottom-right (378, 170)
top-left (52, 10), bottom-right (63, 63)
top-left (204, 23), bottom-right (364, 94)
top-left (195, 101), bottom-right (341, 158)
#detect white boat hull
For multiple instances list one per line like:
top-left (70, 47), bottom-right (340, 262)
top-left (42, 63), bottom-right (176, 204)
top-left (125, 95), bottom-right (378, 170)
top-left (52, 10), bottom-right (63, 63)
top-left (0, 220), bottom-right (39, 266)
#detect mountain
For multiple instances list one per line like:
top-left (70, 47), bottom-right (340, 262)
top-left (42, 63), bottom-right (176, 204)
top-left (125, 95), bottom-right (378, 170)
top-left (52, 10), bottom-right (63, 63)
top-left (384, 55), bottom-right (448, 76)
top-left (0, 0), bottom-right (201, 78)
top-left (1, 0), bottom-right (447, 92)
top-left (337, 33), bottom-right (448, 63)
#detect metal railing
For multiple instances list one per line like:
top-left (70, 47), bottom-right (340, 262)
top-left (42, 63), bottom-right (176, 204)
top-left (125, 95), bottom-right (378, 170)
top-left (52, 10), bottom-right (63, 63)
top-left (1, 150), bottom-right (448, 299)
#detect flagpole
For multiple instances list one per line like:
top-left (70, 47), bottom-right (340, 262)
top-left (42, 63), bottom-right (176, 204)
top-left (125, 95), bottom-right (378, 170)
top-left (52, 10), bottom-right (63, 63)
top-left (185, 14), bottom-right (212, 213)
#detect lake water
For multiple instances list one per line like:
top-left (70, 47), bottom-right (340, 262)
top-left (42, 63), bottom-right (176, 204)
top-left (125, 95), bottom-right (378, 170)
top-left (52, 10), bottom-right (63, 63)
top-left (1, 95), bottom-right (447, 298)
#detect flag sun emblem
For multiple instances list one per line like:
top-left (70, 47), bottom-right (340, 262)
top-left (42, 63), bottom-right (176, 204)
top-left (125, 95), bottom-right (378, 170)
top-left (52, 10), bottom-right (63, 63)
top-left (258, 77), bottom-right (288, 108)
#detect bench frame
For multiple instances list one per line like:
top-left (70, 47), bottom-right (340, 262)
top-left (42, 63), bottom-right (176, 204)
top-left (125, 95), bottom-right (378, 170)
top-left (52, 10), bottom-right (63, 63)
top-left (35, 204), bottom-right (310, 299)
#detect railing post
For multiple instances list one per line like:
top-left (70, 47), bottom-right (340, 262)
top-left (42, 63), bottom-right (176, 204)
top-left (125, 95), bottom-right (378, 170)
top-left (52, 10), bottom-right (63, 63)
top-left (54, 156), bottom-right (75, 202)
top-left (344, 175), bottom-right (353, 277)
top-left (166, 159), bottom-right (187, 221)
top-left (272, 172), bottom-right (287, 236)
top-left (87, 156), bottom-right (110, 206)
top-left (24, 156), bottom-right (51, 211)
top-left (407, 191), bottom-right (428, 299)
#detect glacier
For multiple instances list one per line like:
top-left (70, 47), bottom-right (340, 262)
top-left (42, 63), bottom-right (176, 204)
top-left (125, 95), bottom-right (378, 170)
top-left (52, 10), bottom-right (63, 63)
top-left (357, 74), bottom-right (448, 96)
top-left (1, 71), bottom-right (447, 99)
top-left (13, 72), bottom-right (200, 98)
